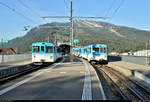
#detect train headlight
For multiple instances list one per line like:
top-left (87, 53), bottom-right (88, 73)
top-left (33, 55), bottom-right (36, 59)
top-left (104, 55), bottom-right (107, 59)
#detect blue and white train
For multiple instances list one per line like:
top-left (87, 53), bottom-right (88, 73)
top-left (73, 44), bottom-right (108, 64)
top-left (32, 42), bottom-right (62, 65)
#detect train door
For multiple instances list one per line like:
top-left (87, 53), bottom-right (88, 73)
top-left (54, 47), bottom-right (56, 61)
top-left (85, 48), bottom-right (88, 59)
top-left (40, 45), bottom-right (45, 62)
top-left (32, 46), bottom-right (40, 62)
top-left (46, 46), bottom-right (53, 62)
top-left (87, 47), bottom-right (91, 61)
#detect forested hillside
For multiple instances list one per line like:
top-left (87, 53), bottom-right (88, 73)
top-left (4, 20), bottom-right (150, 53)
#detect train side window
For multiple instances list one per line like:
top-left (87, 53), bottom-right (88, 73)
top-left (79, 49), bottom-right (81, 53)
top-left (85, 49), bottom-right (87, 53)
top-left (41, 46), bottom-right (44, 53)
top-left (84, 49), bottom-right (86, 53)
top-left (46, 46), bottom-right (53, 53)
top-left (33, 46), bottom-right (39, 53)
top-left (54, 47), bottom-right (56, 53)
top-left (55, 47), bottom-right (57, 53)
top-left (88, 48), bottom-right (91, 53)
top-left (57, 47), bottom-right (61, 53)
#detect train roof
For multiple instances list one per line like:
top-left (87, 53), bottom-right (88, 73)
top-left (73, 44), bottom-right (107, 51)
top-left (87, 44), bottom-right (107, 47)
top-left (32, 42), bottom-right (56, 46)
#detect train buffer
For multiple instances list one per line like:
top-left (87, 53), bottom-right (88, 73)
top-left (0, 56), bottom-right (106, 100)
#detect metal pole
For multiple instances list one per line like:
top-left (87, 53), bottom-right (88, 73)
top-left (48, 36), bottom-right (49, 42)
top-left (70, 0), bottom-right (73, 55)
top-left (55, 34), bottom-right (57, 45)
top-left (146, 42), bottom-right (148, 65)
top-left (71, 0), bottom-right (73, 47)
top-left (1, 38), bottom-right (4, 63)
top-left (69, 0), bottom-right (74, 62)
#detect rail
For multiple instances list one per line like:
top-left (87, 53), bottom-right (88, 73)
top-left (93, 64), bottom-right (150, 101)
top-left (0, 64), bottom-right (51, 83)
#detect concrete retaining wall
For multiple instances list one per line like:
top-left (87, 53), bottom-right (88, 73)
top-left (0, 54), bottom-right (31, 64)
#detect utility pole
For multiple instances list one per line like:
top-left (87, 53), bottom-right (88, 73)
top-left (70, 0), bottom-right (73, 54)
top-left (146, 42), bottom-right (149, 65)
top-left (55, 34), bottom-right (57, 45)
top-left (41, 1), bottom-right (108, 55)
top-left (48, 35), bottom-right (50, 42)
top-left (1, 38), bottom-right (4, 63)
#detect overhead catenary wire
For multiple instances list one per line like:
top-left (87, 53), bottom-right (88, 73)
top-left (17, 0), bottom-right (42, 18)
top-left (0, 1), bottom-right (38, 24)
top-left (104, 0), bottom-right (116, 17)
top-left (42, 16), bottom-right (108, 19)
top-left (64, 0), bottom-right (69, 9)
top-left (110, 0), bottom-right (124, 18)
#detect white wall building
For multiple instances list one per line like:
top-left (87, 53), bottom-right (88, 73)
top-left (134, 50), bottom-right (150, 56)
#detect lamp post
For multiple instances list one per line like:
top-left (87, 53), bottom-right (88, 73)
top-left (146, 42), bottom-right (149, 65)
top-left (1, 38), bottom-right (4, 63)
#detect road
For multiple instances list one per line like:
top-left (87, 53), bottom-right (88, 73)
top-left (121, 56), bottom-right (149, 65)
top-left (0, 56), bottom-right (105, 100)
top-left (108, 55), bottom-right (150, 66)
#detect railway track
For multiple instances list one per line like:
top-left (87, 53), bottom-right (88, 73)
top-left (93, 64), bottom-right (150, 101)
top-left (0, 63), bottom-right (51, 84)
top-left (0, 57), bottom-right (63, 85)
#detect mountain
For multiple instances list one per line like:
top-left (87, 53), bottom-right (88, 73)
top-left (4, 20), bottom-right (150, 53)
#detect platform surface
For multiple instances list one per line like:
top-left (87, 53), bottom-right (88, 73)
top-left (0, 56), bottom-right (105, 100)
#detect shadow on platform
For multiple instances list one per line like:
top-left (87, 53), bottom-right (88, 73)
top-left (63, 56), bottom-right (82, 63)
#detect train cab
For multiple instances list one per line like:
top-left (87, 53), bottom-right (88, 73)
top-left (87, 44), bottom-right (108, 64)
top-left (32, 42), bottom-right (62, 65)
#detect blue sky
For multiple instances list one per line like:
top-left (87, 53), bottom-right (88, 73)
top-left (0, 0), bottom-right (150, 40)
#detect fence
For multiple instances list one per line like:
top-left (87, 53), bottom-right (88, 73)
top-left (0, 54), bottom-right (31, 64)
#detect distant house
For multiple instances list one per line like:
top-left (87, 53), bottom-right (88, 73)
top-left (0, 48), bottom-right (18, 55)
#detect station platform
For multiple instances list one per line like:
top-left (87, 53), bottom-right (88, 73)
top-left (0, 60), bottom-right (32, 70)
top-left (107, 61), bottom-right (150, 85)
top-left (0, 56), bottom-right (106, 100)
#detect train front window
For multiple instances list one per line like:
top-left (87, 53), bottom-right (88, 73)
top-left (41, 46), bottom-right (44, 53)
top-left (46, 46), bottom-right (53, 53)
top-left (93, 47), bottom-right (99, 53)
top-left (33, 46), bottom-right (39, 53)
top-left (100, 48), bottom-right (102, 53)
top-left (104, 48), bottom-right (106, 53)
